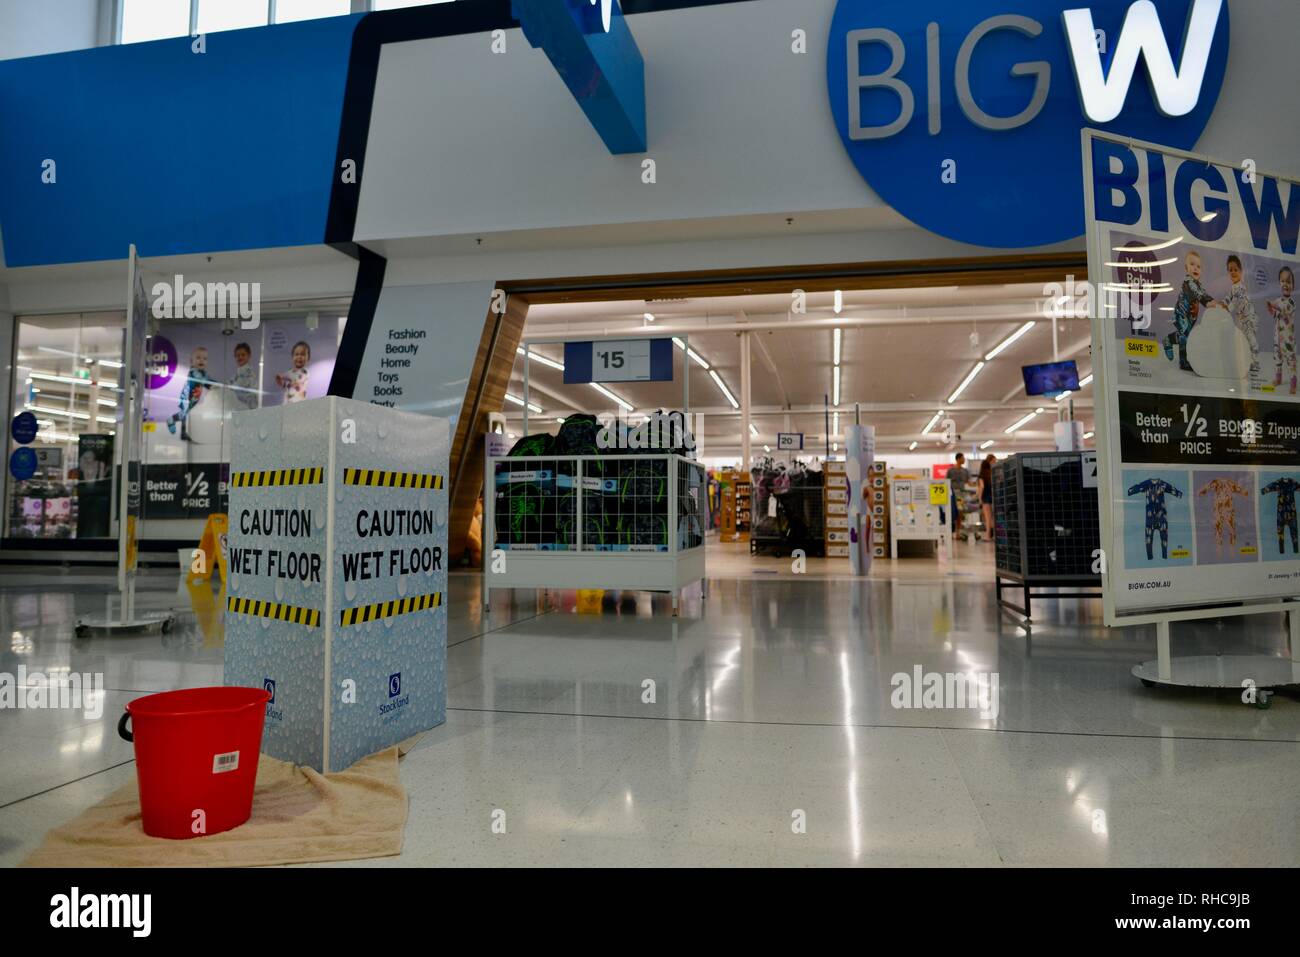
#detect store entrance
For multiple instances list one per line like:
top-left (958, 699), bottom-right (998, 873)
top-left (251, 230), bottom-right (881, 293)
top-left (462, 253), bottom-right (1092, 587)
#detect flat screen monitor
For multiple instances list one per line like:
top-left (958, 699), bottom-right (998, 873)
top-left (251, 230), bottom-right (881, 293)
top-left (1022, 360), bottom-right (1080, 397)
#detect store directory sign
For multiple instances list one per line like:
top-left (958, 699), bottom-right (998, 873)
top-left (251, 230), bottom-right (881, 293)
top-left (563, 337), bottom-right (673, 384)
top-left (1084, 131), bottom-right (1300, 618)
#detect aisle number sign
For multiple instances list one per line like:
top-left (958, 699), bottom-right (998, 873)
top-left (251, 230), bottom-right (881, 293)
top-left (777, 433), bottom-right (804, 451)
top-left (563, 338), bottom-right (673, 384)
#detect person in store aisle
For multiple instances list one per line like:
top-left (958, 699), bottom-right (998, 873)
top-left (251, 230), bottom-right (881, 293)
top-left (978, 454), bottom-right (996, 540)
top-left (1268, 266), bottom-right (1296, 394)
top-left (948, 452), bottom-right (971, 536)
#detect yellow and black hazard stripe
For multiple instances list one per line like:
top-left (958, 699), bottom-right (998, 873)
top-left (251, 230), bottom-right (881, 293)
top-left (342, 468), bottom-right (444, 490)
top-left (340, 591), bottom-right (442, 627)
top-left (230, 467), bottom-right (324, 488)
top-left (227, 596), bottom-right (321, 628)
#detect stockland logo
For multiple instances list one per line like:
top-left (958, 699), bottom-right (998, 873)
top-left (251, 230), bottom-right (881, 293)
top-left (826, 0), bottom-right (1229, 247)
top-left (263, 677), bottom-right (283, 722)
top-left (380, 672), bottom-right (409, 718)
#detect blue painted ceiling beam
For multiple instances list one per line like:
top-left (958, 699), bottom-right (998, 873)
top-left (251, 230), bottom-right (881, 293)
top-left (512, 0), bottom-right (647, 154)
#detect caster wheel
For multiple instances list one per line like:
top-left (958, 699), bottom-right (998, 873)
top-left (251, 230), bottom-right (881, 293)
top-left (74, 625), bottom-right (89, 639)
top-left (161, 618), bottom-right (174, 634)
top-left (1256, 691), bottom-right (1272, 710)
top-left (1140, 679), bottom-right (1156, 688)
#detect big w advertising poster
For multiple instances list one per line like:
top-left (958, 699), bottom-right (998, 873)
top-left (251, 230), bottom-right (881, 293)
top-left (140, 316), bottom-right (342, 520)
top-left (1084, 131), bottom-right (1300, 617)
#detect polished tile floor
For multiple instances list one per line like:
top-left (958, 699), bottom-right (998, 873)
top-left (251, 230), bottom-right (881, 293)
top-left (1, 541), bottom-right (1298, 867)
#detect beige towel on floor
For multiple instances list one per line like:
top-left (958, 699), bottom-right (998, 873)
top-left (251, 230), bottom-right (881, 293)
top-left (21, 738), bottom-right (419, 868)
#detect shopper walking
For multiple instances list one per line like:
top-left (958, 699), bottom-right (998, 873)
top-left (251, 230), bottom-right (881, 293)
top-left (948, 453), bottom-right (971, 534)
top-left (978, 454), bottom-right (996, 540)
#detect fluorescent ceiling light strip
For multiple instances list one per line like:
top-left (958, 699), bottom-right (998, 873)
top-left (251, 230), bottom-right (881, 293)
top-left (708, 370), bottom-right (738, 410)
top-left (1083, 432), bottom-right (1095, 440)
top-left (97, 359), bottom-right (124, 369)
top-left (832, 412), bottom-right (839, 434)
top-left (1055, 390), bottom-right (1072, 402)
top-left (833, 328), bottom-right (842, 366)
top-left (1005, 408), bottom-right (1045, 434)
top-left (833, 366), bottom-right (841, 406)
top-left (503, 392), bottom-right (543, 414)
top-left (28, 371), bottom-right (91, 386)
top-left (591, 382), bottom-right (634, 412)
top-left (947, 361), bottom-right (985, 404)
top-left (921, 410), bottom-right (944, 435)
top-left (1079, 374), bottom-right (1093, 388)
top-left (984, 322), bottom-right (1035, 361)
top-left (908, 441), bottom-right (918, 451)
top-left (27, 405), bottom-right (89, 420)
top-left (97, 398), bottom-right (118, 407)
top-left (516, 347), bottom-right (565, 372)
top-left (980, 440), bottom-right (995, 449)
top-left (748, 423), bottom-right (759, 437)
top-left (671, 338), bottom-right (709, 369)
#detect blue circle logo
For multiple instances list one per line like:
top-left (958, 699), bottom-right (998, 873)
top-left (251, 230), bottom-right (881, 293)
top-left (10, 411), bottom-right (38, 445)
top-left (9, 447), bottom-right (37, 481)
top-left (826, 0), bottom-right (1230, 248)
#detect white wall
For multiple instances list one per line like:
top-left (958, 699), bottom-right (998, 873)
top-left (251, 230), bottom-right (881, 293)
top-left (0, 0), bottom-right (103, 61)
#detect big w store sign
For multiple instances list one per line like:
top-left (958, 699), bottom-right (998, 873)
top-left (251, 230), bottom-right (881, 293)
top-left (827, 0), bottom-right (1230, 247)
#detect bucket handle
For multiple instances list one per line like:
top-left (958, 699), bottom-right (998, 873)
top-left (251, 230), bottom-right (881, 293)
top-left (117, 710), bottom-right (133, 743)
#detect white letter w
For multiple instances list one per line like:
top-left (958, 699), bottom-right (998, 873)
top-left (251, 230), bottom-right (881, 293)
top-left (1063, 0), bottom-right (1223, 123)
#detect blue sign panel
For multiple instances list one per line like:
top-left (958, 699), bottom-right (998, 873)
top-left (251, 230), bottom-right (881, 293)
top-left (10, 411), bottom-right (38, 445)
top-left (9, 447), bottom-right (38, 481)
top-left (563, 338), bottom-right (674, 384)
top-left (512, 0), bottom-right (646, 154)
top-left (826, 0), bottom-right (1229, 247)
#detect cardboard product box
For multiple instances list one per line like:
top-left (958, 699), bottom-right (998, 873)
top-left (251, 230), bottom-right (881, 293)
top-left (873, 544), bottom-right (887, 557)
top-left (826, 501), bottom-right (848, 516)
top-left (826, 529), bottom-right (850, 544)
top-left (827, 544), bottom-right (850, 557)
top-left (826, 516), bottom-right (849, 530)
top-left (826, 488), bottom-right (848, 503)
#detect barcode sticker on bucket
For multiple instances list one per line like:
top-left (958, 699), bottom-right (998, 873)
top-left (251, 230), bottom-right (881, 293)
top-left (212, 751), bottom-right (240, 774)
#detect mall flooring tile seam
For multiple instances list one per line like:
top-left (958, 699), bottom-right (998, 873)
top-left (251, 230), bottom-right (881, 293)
top-left (443, 704), bottom-right (1300, 745)
top-left (0, 758), bottom-right (136, 812)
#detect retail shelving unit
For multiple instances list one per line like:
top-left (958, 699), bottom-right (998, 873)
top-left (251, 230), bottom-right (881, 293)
top-left (868, 461), bottom-right (889, 558)
top-left (718, 469), bottom-right (750, 543)
top-left (889, 469), bottom-right (951, 559)
top-left (993, 451), bottom-right (1102, 622)
top-left (823, 461), bottom-right (848, 558)
top-left (484, 453), bottom-right (707, 615)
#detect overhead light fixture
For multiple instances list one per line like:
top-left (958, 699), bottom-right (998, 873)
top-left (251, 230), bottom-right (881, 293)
top-left (833, 328), bottom-right (842, 366)
top-left (671, 337), bottom-right (710, 369)
top-left (644, 312), bottom-right (655, 322)
top-left (748, 423), bottom-right (759, 437)
top-left (921, 410), bottom-right (945, 435)
top-left (832, 442), bottom-right (839, 452)
top-left (26, 404), bottom-right (90, 421)
top-left (832, 411), bottom-right (839, 435)
top-left (1079, 374), bottom-right (1094, 388)
top-left (833, 366), bottom-right (841, 406)
top-left (708, 370), bottom-right (739, 409)
top-left (764, 444), bottom-right (771, 453)
top-left (97, 359), bottom-right (124, 369)
top-left (96, 398), bottom-right (117, 407)
top-left (1083, 431), bottom-right (1095, 440)
top-left (980, 440), bottom-right (995, 449)
top-left (504, 392), bottom-right (543, 414)
top-left (833, 290), bottom-right (843, 314)
top-left (984, 322), bottom-right (1035, 361)
top-left (908, 441), bottom-right (918, 451)
top-left (1005, 408), bottom-right (1045, 434)
top-left (1055, 390), bottom-right (1072, 402)
top-left (555, 417), bottom-right (566, 424)
top-left (947, 361), bottom-right (985, 404)
top-left (590, 382), bottom-right (634, 412)
top-left (515, 347), bottom-right (565, 371)
top-left (28, 371), bottom-right (93, 386)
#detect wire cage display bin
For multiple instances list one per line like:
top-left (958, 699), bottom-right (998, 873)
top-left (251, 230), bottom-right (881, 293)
top-left (994, 451), bottom-right (1103, 622)
top-left (749, 458), bottom-right (826, 556)
top-left (484, 454), bottom-right (707, 615)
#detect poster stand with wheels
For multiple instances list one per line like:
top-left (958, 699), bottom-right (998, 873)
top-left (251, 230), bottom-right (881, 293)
top-left (76, 245), bottom-right (175, 638)
top-left (1083, 131), bottom-right (1300, 703)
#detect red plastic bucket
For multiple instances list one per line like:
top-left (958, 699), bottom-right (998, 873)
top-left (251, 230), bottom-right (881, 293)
top-left (117, 686), bottom-right (270, 839)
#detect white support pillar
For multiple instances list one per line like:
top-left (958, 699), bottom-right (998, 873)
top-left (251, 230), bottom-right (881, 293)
top-left (740, 331), bottom-right (752, 471)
